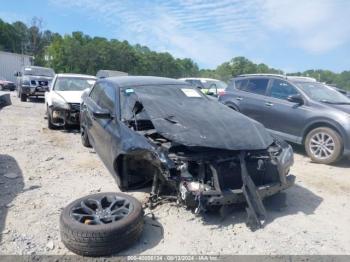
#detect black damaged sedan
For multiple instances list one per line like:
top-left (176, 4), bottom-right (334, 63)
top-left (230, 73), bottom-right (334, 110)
top-left (80, 76), bottom-right (295, 227)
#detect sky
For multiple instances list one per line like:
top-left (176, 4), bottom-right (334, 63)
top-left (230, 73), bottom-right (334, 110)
top-left (1, 0), bottom-right (350, 72)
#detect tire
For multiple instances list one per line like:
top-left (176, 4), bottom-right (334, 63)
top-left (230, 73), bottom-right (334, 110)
top-left (81, 126), bottom-right (91, 147)
top-left (60, 192), bottom-right (144, 257)
top-left (20, 92), bottom-right (27, 102)
top-left (304, 127), bottom-right (343, 164)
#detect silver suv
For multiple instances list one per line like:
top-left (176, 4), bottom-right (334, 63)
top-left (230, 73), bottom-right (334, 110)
top-left (219, 74), bottom-right (350, 164)
top-left (15, 66), bottom-right (55, 102)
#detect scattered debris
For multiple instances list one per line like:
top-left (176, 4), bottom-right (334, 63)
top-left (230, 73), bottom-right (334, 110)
top-left (46, 240), bottom-right (55, 250)
top-left (4, 173), bottom-right (19, 179)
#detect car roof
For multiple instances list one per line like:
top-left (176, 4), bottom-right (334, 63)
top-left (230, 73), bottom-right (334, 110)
top-left (179, 77), bottom-right (221, 82)
top-left (234, 74), bottom-right (317, 83)
top-left (104, 76), bottom-right (188, 87)
top-left (56, 73), bottom-right (96, 79)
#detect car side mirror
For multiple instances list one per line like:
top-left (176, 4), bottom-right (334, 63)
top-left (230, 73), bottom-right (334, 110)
top-left (287, 94), bottom-right (304, 105)
top-left (93, 109), bottom-right (112, 119)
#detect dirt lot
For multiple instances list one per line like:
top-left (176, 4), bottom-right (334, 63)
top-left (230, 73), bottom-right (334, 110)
top-left (1, 93), bottom-right (350, 256)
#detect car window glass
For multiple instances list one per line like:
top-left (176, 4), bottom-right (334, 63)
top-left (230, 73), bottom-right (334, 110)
top-left (234, 79), bottom-right (248, 90)
top-left (89, 83), bottom-right (104, 104)
top-left (270, 80), bottom-right (298, 100)
top-left (54, 77), bottom-right (95, 91)
top-left (187, 80), bottom-right (204, 89)
top-left (98, 83), bottom-right (116, 112)
top-left (241, 78), bottom-right (268, 95)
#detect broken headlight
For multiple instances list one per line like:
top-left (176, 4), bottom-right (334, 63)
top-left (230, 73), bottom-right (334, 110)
top-left (279, 144), bottom-right (294, 167)
top-left (52, 94), bottom-right (70, 110)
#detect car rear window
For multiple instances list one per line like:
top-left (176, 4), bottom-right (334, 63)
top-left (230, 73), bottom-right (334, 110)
top-left (234, 78), bottom-right (269, 95)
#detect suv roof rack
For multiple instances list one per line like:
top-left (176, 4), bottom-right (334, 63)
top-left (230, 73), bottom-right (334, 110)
top-left (286, 76), bottom-right (317, 82)
top-left (237, 73), bottom-right (287, 79)
top-left (236, 74), bottom-right (318, 83)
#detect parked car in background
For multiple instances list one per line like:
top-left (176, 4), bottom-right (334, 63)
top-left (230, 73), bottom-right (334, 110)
top-left (96, 69), bottom-right (128, 78)
top-left (45, 73), bottom-right (96, 129)
top-left (16, 66), bottom-right (55, 102)
top-left (219, 74), bottom-right (350, 164)
top-left (179, 77), bottom-right (227, 96)
top-left (0, 76), bottom-right (16, 91)
top-left (80, 76), bottom-right (295, 227)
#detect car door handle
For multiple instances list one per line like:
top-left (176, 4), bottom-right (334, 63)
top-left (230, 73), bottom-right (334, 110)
top-left (265, 102), bottom-right (274, 107)
top-left (236, 97), bottom-right (243, 101)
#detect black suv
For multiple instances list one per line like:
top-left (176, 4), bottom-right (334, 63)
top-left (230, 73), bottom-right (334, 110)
top-left (15, 66), bottom-right (55, 102)
top-left (219, 74), bottom-right (350, 164)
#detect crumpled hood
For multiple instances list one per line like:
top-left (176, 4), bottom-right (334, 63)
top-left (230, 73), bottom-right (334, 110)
top-left (54, 90), bottom-right (85, 103)
top-left (133, 89), bottom-right (273, 150)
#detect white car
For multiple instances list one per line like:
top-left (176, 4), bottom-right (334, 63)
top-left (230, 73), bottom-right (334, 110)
top-left (179, 77), bottom-right (227, 96)
top-left (45, 73), bottom-right (96, 129)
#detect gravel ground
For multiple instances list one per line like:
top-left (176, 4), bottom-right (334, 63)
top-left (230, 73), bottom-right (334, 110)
top-left (1, 93), bottom-right (350, 256)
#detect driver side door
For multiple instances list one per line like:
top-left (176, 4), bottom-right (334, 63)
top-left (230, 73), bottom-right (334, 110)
top-left (264, 79), bottom-right (310, 143)
top-left (92, 82), bottom-right (118, 167)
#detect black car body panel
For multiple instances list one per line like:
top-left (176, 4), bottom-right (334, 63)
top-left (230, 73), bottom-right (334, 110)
top-left (81, 76), bottom-right (295, 227)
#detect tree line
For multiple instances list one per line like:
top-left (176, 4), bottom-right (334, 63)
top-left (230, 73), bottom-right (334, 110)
top-left (1, 17), bottom-right (349, 90)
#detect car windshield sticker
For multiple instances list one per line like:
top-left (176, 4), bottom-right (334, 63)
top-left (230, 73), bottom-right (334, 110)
top-left (125, 88), bottom-right (135, 95)
top-left (181, 88), bottom-right (201, 97)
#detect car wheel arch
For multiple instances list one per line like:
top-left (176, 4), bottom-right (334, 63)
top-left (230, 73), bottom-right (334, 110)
top-left (302, 121), bottom-right (344, 145)
top-left (114, 151), bottom-right (161, 191)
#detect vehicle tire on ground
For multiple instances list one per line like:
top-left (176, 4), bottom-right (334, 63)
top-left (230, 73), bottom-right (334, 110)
top-left (81, 126), bottom-right (91, 147)
top-left (60, 192), bottom-right (144, 257)
top-left (20, 93), bottom-right (27, 102)
top-left (304, 127), bottom-right (343, 164)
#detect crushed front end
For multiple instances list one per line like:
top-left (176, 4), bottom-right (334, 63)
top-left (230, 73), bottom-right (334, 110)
top-left (119, 85), bottom-right (295, 228)
top-left (49, 102), bottom-right (81, 127)
top-left (144, 132), bottom-right (295, 227)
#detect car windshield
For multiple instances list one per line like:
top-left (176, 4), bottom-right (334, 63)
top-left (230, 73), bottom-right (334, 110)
top-left (54, 77), bottom-right (96, 91)
top-left (296, 82), bottom-right (350, 104)
top-left (202, 80), bottom-right (227, 89)
top-left (120, 84), bottom-right (206, 120)
top-left (23, 67), bottom-right (55, 77)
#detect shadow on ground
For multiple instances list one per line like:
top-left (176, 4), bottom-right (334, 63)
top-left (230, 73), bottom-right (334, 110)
top-left (0, 154), bottom-right (24, 243)
top-left (200, 184), bottom-right (323, 229)
top-left (119, 215), bottom-right (164, 255)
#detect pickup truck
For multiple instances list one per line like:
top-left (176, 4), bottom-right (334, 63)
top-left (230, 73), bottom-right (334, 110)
top-left (15, 66), bottom-right (55, 102)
